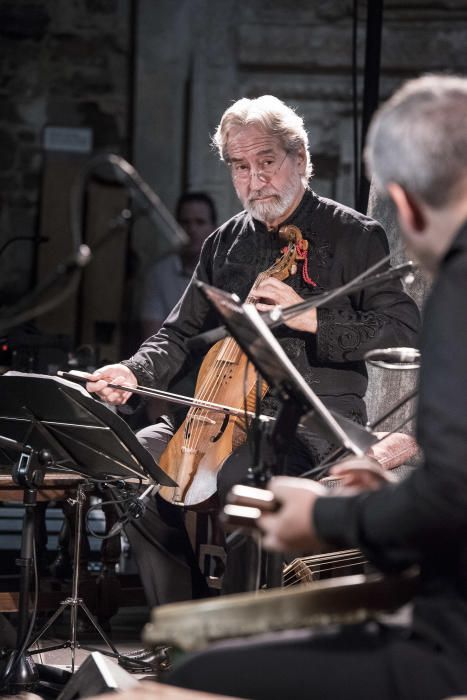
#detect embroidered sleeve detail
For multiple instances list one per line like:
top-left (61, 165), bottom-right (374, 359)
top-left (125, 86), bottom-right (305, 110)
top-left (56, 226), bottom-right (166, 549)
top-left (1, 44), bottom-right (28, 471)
top-left (317, 307), bottom-right (386, 362)
top-left (121, 359), bottom-right (157, 388)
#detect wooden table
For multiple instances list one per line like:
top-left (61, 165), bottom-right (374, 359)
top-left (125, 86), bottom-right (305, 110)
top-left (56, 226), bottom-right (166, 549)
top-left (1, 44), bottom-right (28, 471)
top-left (0, 471), bottom-right (84, 613)
top-left (0, 471), bottom-right (145, 617)
top-left (0, 470), bottom-right (84, 504)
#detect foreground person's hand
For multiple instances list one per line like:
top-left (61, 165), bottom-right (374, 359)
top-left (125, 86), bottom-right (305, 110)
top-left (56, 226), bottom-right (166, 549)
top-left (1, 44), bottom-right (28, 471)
top-left (258, 476), bottom-right (328, 553)
top-left (85, 363), bottom-right (138, 405)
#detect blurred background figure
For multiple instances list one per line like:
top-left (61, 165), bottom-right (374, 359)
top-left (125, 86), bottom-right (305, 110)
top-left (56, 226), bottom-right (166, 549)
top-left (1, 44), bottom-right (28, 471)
top-left (140, 192), bottom-right (217, 338)
top-left (139, 191), bottom-right (217, 423)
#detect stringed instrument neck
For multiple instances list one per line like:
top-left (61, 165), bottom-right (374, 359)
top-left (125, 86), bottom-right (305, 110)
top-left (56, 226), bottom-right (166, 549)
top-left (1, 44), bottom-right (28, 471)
top-left (218, 224), bottom-right (306, 354)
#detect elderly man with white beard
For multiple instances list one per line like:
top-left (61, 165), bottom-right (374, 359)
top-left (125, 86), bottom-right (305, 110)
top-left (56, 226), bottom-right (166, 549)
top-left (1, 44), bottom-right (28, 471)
top-left (86, 95), bottom-right (419, 616)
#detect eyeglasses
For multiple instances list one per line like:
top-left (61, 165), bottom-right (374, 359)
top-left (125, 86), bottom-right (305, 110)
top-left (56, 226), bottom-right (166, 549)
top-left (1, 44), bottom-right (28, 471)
top-left (228, 151), bottom-right (289, 183)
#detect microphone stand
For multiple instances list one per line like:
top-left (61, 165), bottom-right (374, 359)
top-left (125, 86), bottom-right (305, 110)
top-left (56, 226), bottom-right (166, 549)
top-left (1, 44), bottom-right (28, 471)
top-left (278, 260), bottom-right (416, 326)
top-left (0, 208), bottom-right (135, 334)
top-left (189, 256), bottom-right (416, 349)
top-left (70, 153), bottom-right (189, 260)
top-left (0, 152), bottom-right (189, 334)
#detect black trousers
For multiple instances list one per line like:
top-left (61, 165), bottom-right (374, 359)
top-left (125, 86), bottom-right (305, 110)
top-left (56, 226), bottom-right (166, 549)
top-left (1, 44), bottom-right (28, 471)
top-left (167, 621), bottom-right (467, 700)
top-left (124, 428), bottom-right (318, 607)
top-left (124, 419), bottom-right (210, 607)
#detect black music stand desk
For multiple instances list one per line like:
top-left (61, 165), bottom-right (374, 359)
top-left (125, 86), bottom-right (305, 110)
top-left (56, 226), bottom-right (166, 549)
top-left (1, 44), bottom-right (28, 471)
top-left (0, 372), bottom-right (174, 485)
top-left (198, 282), bottom-right (376, 457)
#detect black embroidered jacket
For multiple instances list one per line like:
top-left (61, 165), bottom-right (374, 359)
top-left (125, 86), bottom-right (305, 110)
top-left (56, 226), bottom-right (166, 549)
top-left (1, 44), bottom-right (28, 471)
top-left (124, 189), bottom-right (420, 422)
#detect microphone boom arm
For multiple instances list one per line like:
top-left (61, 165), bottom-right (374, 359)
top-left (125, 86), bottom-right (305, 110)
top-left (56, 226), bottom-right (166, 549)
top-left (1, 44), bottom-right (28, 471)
top-left (189, 257), bottom-right (416, 349)
top-left (279, 261), bottom-right (416, 325)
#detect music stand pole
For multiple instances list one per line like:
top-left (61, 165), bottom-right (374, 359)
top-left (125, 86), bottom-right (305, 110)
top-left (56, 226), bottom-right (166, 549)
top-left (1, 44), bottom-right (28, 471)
top-left (197, 283), bottom-right (378, 592)
top-left (0, 440), bottom-right (53, 694)
top-left (245, 400), bottom-right (305, 589)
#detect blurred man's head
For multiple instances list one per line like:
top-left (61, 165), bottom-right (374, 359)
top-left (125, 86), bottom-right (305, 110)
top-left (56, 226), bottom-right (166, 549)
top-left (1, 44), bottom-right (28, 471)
top-left (176, 192), bottom-right (217, 261)
top-left (365, 74), bottom-right (467, 272)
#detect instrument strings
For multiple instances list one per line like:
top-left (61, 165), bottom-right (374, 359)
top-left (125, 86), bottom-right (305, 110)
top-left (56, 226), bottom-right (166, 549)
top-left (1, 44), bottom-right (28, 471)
top-left (181, 259), bottom-right (287, 462)
top-left (282, 549), bottom-right (366, 587)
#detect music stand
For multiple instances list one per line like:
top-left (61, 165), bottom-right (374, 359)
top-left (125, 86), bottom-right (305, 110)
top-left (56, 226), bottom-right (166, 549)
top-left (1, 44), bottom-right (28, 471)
top-left (196, 283), bottom-right (377, 590)
top-left (0, 372), bottom-right (175, 690)
top-left (198, 282), bottom-right (377, 458)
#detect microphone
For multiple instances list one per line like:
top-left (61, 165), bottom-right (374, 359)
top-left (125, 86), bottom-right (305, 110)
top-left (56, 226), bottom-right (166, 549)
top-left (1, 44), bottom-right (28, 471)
top-left (360, 260), bottom-right (416, 286)
top-left (0, 244), bottom-right (92, 332)
top-left (56, 243), bottom-right (92, 274)
top-left (364, 347), bottom-right (420, 369)
top-left (92, 154), bottom-right (189, 257)
top-left (107, 483), bottom-right (158, 538)
top-left (279, 261), bottom-right (418, 327)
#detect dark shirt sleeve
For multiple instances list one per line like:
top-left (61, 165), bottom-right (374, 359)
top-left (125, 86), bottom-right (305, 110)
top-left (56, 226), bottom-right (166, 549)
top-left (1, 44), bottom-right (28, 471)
top-left (313, 247), bottom-right (467, 571)
top-left (122, 235), bottom-right (217, 390)
top-left (316, 222), bottom-right (420, 363)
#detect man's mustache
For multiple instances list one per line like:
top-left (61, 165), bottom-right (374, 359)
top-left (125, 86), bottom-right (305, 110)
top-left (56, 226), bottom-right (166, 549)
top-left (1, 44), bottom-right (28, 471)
top-left (249, 191), bottom-right (279, 202)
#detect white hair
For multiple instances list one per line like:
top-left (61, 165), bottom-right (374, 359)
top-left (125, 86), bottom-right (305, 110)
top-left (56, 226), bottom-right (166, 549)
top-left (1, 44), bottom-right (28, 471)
top-left (212, 95), bottom-right (313, 188)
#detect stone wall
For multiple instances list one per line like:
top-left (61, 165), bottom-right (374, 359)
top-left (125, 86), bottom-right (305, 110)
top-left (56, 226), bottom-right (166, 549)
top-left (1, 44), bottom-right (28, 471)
top-left (130, 0), bottom-right (467, 331)
top-left (147, 0), bottom-right (467, 224)
top-left (0, 0), bottom-right (131, 307)
top-left (1, 0), bottom-right (466, 352)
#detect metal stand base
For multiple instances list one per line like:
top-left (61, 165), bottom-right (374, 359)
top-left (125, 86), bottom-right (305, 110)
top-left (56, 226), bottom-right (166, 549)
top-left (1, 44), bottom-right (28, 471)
top-left (27, 483), bottom-right (119, 673)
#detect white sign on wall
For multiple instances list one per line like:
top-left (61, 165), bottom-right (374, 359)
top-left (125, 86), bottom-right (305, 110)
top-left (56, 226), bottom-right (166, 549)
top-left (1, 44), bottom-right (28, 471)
top-left (43, 126), bottom-right (93, 154)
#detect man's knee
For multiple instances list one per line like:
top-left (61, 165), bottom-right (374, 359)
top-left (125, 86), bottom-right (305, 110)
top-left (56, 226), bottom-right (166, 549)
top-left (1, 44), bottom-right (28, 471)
top-left (136, 419), bottom-right (174, 461)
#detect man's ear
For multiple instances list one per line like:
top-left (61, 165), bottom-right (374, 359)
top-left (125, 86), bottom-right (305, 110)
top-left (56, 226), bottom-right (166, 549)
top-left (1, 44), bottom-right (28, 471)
top-left (296, 146), bottom-right (306, 173)
top-left (387, 183), bottom-right (426, 233)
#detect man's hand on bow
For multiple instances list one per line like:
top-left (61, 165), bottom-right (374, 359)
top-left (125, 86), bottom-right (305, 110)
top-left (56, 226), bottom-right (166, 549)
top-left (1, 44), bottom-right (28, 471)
top-left (85, 363), bottom-right (138, 405)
